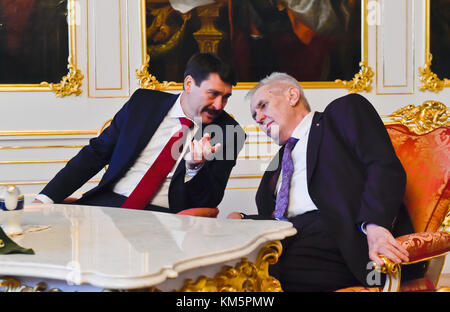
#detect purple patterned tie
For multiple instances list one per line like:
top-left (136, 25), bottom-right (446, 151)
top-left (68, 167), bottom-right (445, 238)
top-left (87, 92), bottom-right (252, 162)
top-left (273, 137), bottom-right (299, 221)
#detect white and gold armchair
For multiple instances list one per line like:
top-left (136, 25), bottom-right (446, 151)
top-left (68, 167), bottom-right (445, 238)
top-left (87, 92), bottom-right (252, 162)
top-left (338, 101), bottom-right (450, 292)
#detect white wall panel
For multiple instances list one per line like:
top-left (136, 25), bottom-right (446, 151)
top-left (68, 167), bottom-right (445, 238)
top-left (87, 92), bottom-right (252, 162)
top-left (87, 0), bottom-right (130, 97)
top-left (377, 0), bottom-right (414, 93)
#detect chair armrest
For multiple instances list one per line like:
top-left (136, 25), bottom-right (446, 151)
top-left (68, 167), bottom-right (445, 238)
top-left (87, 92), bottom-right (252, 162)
top-left (395, 232), bottom-right (450, 263)
top-left (62, 197), bottom-right (79, 204)
top-left (176, 208), bottom-right (219, 218)
top-left (340, 232), bottom-right (450, 292)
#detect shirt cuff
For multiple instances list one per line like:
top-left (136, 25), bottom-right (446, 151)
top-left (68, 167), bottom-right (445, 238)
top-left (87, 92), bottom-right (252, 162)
top-left (359, 222), bottom-right (368, 235)
top-left (35, 194), bottom-right (54, 204)
top-left (184, 162), bottom-right (204, 182)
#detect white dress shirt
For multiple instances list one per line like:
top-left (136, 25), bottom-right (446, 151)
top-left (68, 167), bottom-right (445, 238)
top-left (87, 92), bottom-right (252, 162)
top-left (275, 111), bottom-right (318, 218)
top-left (37, 95), bottom-right (201, 208)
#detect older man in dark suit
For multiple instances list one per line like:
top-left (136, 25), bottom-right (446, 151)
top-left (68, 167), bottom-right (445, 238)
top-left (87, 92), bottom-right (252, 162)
top-left (228, 72), bottom-right (415, 291)
top-left (34, 53), bottom-right (246, 213)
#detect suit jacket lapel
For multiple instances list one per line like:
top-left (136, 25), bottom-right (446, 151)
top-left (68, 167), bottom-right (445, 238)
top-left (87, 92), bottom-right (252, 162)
top-left (306, 112), bottom-right (323, 184)
top-left (257, 147), bottom-right (283, 217)
top-left (135, 93), bottom-right (179, 155)
top-left (268, 147), bottom-right (283, 193)
top-left (118, 92), bottom-right (179, 177)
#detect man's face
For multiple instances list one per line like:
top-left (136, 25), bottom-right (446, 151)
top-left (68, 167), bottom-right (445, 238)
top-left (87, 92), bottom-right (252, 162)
top-left (250, 85), bottom-right (296, 145)
top-left (184, 73), bottom-right (232, 124)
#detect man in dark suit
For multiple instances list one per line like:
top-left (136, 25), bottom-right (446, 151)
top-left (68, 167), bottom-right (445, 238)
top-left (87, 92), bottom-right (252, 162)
top-left (33, 53), bottom-right (246, 213)
top-left (228, 72), bottom-right (414, 291)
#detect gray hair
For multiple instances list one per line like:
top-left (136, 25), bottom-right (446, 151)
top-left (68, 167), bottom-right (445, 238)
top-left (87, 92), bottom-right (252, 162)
top-left (246, 72), bottom-right (311, 111)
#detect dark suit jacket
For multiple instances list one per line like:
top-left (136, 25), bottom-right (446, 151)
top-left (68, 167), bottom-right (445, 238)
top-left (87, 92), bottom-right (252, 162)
top-left (251, 93), bottom-right (414, 286)
top-left (40, 89), bottom-right (246, 213)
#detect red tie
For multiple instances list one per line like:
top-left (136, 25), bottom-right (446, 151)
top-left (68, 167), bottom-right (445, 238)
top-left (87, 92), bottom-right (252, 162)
top-left (121, 117), bottom-right (194, 209)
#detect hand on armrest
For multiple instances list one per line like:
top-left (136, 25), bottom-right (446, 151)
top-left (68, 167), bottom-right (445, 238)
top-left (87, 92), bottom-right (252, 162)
top-left (366, 223), bottom-right (410, 266)
top-left (177, 207), bottom-right (219, 218)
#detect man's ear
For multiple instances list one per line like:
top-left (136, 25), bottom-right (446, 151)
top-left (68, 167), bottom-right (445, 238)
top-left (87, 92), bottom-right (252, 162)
top-left (184, 75), bottom-right (194, 92)
top-left (287, 87), bottom-right (300, 107)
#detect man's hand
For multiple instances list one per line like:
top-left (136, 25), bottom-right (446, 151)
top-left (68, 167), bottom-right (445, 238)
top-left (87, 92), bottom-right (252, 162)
top-left (227, 212), bottom-right (243, 219)
top-left (31, 199), bottom-right (43, 204)
top-left (366, 223), bottom-right (409, 266)
top-left (185, 133), bottom-right (221, 169)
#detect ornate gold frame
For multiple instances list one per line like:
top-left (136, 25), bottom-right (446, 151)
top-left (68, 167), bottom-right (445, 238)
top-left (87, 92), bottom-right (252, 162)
top-left (179, 241), bottom-right (283, 292)
top-left (0, 278), bottom-right (61, 292)
top-left (137, 0), bottom-right (373, 93)
top-left (381, 100), bottom-right (450, 135)
top-left (0, 0), bottom-right (83, 97)
top-left (418, 0), bottom-right (450, 92)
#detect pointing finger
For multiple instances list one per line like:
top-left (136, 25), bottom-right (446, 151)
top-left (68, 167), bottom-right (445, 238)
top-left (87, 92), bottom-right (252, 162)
top-left (201, 133), bottom-right (211, 143)
top-left (210, 143), bottom-right (222, 154)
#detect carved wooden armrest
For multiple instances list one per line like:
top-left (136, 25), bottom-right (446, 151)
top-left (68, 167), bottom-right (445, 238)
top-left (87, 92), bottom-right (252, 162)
top-left (176, 208), bottom-right (219, 218)
top-left (373, 232), bottom-right (450, 292)
top-left (376, 232), bottom-right (450, 271)
top-left (62, 197), bottom-right (79, 204)
top-left (395, 232), bottom-right (450, 263)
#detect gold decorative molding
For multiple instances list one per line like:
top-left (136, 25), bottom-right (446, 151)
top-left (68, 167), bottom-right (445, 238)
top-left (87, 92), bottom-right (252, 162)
top-left (374, 256), bottom-right (401, 292)
top-left (105, 286), bottom-right (161, 292)
top-left (374, 257), bottom-right (400, 276)
top-left (0, 145), bottom-right (85, 150)
top-left (0, 160), bottom-right (69, 165)
top-left (335, 61), bottom-right (374, 93)
top-left (136, 54), bottom-right (177, 90)
top-left (440, 210), bottom-right (450, 234)
top-left (40, 57), bottom-right (84, 97)
top-left (225, 187), bottom-right (258, 191)
top-left (0, 277), bottom-right (61, 292)
top-left (382, 101), bottom-right (450, 135)
top-left (419, 54), bottom-right (450, 93)
top-left (0, 129), bottom-right (97, 137)
top-left (237, 155), bottom-right (274, 159)
top-left (180, 241), bottom-right (283, 292)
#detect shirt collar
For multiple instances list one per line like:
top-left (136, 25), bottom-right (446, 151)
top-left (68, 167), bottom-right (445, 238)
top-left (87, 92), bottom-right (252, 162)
top-left (169, 94), bottom-right (186, 119)
top-left (291, 111), bottom-right (315, 140)
top-left (169, 94), bottom-right (198, 128)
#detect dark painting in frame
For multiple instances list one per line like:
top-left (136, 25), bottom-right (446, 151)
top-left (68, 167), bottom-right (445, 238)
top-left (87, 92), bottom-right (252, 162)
top-left (140, 0), bottom-right (371, 91)
top-left (0, 0), bottom-right (82, 96)
top-left (419, 0), bottom-right (450, 92)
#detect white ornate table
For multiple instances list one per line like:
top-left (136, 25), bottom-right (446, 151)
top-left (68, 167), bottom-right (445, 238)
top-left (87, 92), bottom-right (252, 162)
top-left (0, 204), bottom-right (296, 292)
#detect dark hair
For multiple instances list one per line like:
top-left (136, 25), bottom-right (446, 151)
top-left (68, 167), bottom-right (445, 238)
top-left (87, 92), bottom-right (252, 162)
top-left (184, 52), bottom-right (237, 87)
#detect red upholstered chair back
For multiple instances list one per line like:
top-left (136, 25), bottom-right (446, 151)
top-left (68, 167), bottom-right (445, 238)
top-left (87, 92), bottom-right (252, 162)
top-left (386, 124), bottom-right (450, 232)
